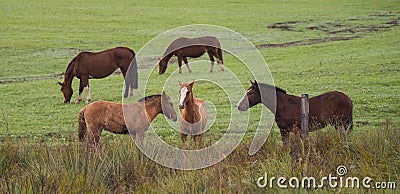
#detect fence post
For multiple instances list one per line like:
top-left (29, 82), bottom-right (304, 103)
top-left (301, 94), bottom-right (310, 141)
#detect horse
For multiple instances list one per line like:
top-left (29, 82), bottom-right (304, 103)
top-left (78, 91), bottom-right (177, 145)
top-left (157, 36), bottom-right (224, 74)
top-left (58, 47), bottom-right (138, 103)
top-left (178, 81), bottom-right (208, 148)
top-left (237, 80), bottom-right (353, 146)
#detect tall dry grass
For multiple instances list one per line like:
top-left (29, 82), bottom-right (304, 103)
top-left (1, 121), bottom-right (399, 193)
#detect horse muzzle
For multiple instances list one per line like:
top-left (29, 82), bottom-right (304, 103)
top-left (237, 105), bottom-right (248, 112)
top-left (158, 69), bottom-right (166, 74)
top-left (179, 104), bottom-right (185, 109)
top-left (171, 115), bottom-right (178, 122)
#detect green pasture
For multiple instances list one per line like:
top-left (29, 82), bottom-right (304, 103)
top-left (0, 0), bottom-right (399, 193)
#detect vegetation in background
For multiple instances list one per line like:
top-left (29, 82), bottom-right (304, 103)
top-left (0, 0), bottom-right (399, 192)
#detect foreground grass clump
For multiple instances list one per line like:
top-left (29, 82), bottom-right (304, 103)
top-left (1, 124), bottom-right (398, 193)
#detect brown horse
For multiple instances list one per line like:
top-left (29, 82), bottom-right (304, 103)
top-left (158, 36), bottom-right (224, 74)
top-left (238, 80), bottom-right (353, 146)
top-left (178, 81), bottom-right (208, 147)
top-left (58, 47), bottom-right (138, 103)
top-left (78, 91), bottom-right (177, 145)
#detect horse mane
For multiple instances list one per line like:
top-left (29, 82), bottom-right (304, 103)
top-left (137, 94), bottom-right (161, 102)
top-left (66, 56), bottom-right (76, 73)
top-left (258, 83), bottom-right (287, 94)
top-left (62, 56), bottom-right (77, 85)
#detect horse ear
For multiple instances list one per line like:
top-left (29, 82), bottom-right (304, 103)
top-left (250, 80), bottom-right (254, 84)
top-left (187, 81), bottom-right (195, 89)
top-left (58, 82), bottom-right (63, 86)
top-left (162, 91), bottom-right (166, 96)
top-left (254, 80), bottom-right (258, 85)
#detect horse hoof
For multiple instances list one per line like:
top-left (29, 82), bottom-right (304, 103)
top-left (85, 99), bottom-right (91, 104)
top-left (221, 69), bottom-right (225, 72)
top-left (75, 100), bottom-right (81, 104)
top-left (209, 70), bottom-right (213, 73)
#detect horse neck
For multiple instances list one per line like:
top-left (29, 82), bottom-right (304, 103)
top-left (143, 97), bottom-right (162, 123)
top-left (162, 53), bottom-right (173, 63)
top-left (183, 93), bottom-right (199, 122)
top-left (260, 86), bottom-right (288, 116)
top-left (63, 60), bottom-right (75, 87)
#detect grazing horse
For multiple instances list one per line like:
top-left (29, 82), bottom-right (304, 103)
top-left (237, 80), bottom-right (353, 146)
top-left (58, 47), bottom-right (138, 103)
top-left (158, 36), bottom-right (224, 74)
top-left (179, 81), bottom-right (208, 147)
top-left (78, 91), bottom-right (177, 145)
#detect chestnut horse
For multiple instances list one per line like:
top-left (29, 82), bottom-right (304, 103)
top-left (58, 47), bottom-right (138, 103)
top-left (237, 80), bottom-right (353, 146)
top-left (158, 36), bottom-right (224, 74)
top-left (179, 81), bottom-right (208, 147)
top-left (78, 91), bottom-right (177, 145)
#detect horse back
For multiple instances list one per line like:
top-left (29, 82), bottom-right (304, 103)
top-left (165, 36), bottom-right (221, 57)
top-left (84, 100), bottom-right (126, 130)
top-left (310, 91), bottom-right (352, 117)
top-left (82, 100), bottom-right (110, 126)
top-left (73, 47), bottom-right (133, 78)
top-left (111, 47), bottom-right (135, 61)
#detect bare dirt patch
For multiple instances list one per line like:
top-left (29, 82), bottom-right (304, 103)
top-left (0, 73), bottom-right (64, 84)
top-left (258, 11), bottom-right (400, 48)
top-left (257, 36), bottom-right (360, 48)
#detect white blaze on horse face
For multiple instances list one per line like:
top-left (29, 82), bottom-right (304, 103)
top-left (237, 89), bottom-right (250, 108)
top-left (179, 86), bottom-right (188, 107)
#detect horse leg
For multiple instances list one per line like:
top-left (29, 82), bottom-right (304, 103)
top-left (179, 130), bottom-right (188, 149)
top-left (344, 115), bottom-right (353, 134)
top-left (76, 79), bottom-right (85, 104)
top-left (183, 57), bottom-right (192, 73)
top-left (177, 56), bottom-right (183, 74)
top-left (85, 86), bottom-right (91, 104)
top-left (120, 66), bottom-right (135, 98)
top-left (194, 134), bottom-right (203, 149)
top-left (87, 125), bottom-right (102, 145)
top-left (280, 129), bottom-right (290, 147)
top-left (135, 129), bottom-right (145, 147)
top-left (215, 48), bottom-right (224, 71)
top-left (207, 51), bottom-right (215, 73)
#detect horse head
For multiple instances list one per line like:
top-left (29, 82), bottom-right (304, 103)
top-left (161, 91), bottom-right (177, 121)
top-left (238, 80), bottom-right (261, 111)
top-left (178, 81), bottom-right (194, 109)
top-left (158, 57), bottom-right (168, 74)
top-left (58, 82), bottom-right (73, 103)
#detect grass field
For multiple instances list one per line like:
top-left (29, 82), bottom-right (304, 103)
top-left (1, 0), bottom-right (399, 193)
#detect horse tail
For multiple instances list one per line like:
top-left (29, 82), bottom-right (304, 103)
top-left (347, 107), bottom-right (353, 132)
top-left (346, 99), bottom-right (353, 133)
top-left (78, 108), bottom-right (87, 141)
top-left (131, 54), bottom-right (138, 89)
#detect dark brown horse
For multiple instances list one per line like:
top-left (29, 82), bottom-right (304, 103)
top-left (158, 36), bottom-right (224, 74)
top-left (58, 47), bottom-right (138, 103)
top-left (179, 81), bottom-right (208, 147)
top-left (237, 80), bottom-right (353, 146)
top-left (78, 91), bottom-right (177, 145)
